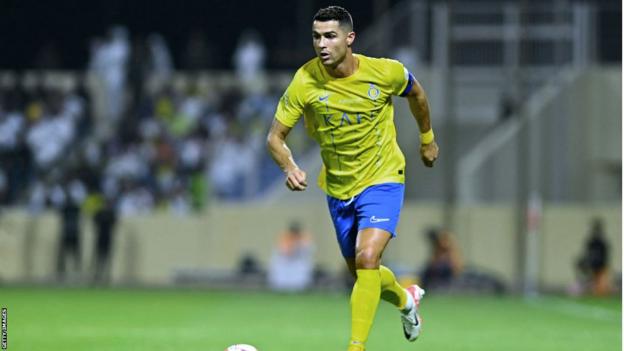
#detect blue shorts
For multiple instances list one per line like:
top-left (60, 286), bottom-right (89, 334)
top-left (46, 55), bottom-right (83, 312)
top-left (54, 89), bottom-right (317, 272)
top-left (326, 183), bottom-right (405, 258)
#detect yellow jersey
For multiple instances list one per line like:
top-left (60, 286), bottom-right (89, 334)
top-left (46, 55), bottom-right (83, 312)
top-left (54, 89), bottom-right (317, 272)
top-left (275, 54), bottom-right (411, 200)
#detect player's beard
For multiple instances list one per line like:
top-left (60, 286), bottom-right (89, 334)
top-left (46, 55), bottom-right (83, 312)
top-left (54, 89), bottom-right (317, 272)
top-left (320, 51), bottom-right (346, 69)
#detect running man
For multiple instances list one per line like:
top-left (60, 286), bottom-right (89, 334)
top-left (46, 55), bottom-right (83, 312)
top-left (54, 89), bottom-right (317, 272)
top-left (266, 6), bottom-right (439, 351)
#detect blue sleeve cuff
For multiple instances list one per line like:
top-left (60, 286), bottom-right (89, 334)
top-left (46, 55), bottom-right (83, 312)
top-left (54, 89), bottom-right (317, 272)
top-left (400, 72), bottom-right (415, 97)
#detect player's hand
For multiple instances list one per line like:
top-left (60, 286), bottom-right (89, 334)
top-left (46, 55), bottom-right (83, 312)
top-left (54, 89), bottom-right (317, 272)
top-left (420, 141), bottom-right (439, 167)
top-left (285, 168), bottom-right (307, 191)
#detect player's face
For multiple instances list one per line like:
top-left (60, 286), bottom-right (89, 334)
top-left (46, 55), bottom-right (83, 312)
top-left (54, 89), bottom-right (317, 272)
top-left (312, 20), bottom-right (355, 67)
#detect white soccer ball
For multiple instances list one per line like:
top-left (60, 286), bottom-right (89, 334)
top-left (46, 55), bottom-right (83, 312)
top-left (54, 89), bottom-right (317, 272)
top-left (225, 344), bottom-right (258, 351)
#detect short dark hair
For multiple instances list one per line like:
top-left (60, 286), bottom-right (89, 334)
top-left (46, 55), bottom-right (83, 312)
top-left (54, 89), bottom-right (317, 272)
top-left (313, 6), bottom-right (354, 31)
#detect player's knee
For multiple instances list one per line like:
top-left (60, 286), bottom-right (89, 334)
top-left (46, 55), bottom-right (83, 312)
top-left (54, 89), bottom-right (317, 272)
top-left (355, 248), bottom-right (381, 269)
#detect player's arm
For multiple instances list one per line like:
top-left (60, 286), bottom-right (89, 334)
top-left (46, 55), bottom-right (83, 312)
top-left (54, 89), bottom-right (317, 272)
top-left (404, 76), bottom-right (439, 168)
top-left (266, 118), bottom-right (308, 191)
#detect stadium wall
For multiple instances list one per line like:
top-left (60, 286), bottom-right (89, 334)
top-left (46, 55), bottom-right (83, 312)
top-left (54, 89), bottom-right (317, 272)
top-left (0, 204), bottom-right (619, 291)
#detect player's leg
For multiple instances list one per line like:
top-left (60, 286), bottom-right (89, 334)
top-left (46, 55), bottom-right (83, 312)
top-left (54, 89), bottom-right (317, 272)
top-left (379, 265), bottom-right (408, 307)
top-left (354, 183), bottom-right (424, 344)
top-left (346, 258), bottom-right (408, 309)
top-left (346, 255), bottom-right (423, 341)
top-left (326, 194), bottom-right (364, 350)
top-left (347, 227), bottom-right (391, 351)
top-left (328, 184), bottom-right (421, 350)
top-left (353, 183), bottom-right (409, 307)
top-left (379, 264), bottom-right (425, 342)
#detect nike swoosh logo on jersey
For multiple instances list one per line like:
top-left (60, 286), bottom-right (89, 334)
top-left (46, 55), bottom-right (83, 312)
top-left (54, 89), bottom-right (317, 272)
top-left (370, 216), bottom-right (390, 223)
top-left (319, 95), bottom-right (329, 101)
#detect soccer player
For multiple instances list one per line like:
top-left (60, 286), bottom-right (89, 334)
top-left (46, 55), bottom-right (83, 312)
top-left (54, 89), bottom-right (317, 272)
top-left (266, 6), bottom-right (439, 351)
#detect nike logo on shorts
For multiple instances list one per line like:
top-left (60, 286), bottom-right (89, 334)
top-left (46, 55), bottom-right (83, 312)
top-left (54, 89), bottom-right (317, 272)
top-left (370, 216), bottom-right (390, 223)
top-left (319, 95), bottom-right (329, 101)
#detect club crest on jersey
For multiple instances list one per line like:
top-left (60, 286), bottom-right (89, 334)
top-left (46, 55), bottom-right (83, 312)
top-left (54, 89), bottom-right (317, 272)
top-left (368, 83), bottom-right (380, 100)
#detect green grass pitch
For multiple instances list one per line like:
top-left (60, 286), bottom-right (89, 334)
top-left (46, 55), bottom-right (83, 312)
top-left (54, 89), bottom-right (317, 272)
top-left (0, 287), bottom-right (620, 351)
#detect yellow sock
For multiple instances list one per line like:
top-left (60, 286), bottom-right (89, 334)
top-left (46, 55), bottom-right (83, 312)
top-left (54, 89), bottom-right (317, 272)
top-left (379, 265), bottom-right (409, 310)
top-left (349, 269), bottom-right (381, 349)
top-left (347, 342), bottom-right (365, 351)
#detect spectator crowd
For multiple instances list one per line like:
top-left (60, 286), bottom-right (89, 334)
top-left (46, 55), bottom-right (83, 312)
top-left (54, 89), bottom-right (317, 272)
top-left (0, 26), bottom-right (314, 218)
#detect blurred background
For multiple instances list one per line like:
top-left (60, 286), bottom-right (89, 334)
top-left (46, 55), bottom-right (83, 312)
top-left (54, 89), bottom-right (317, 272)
top-left (0, 0), bottom-right (621, 299)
